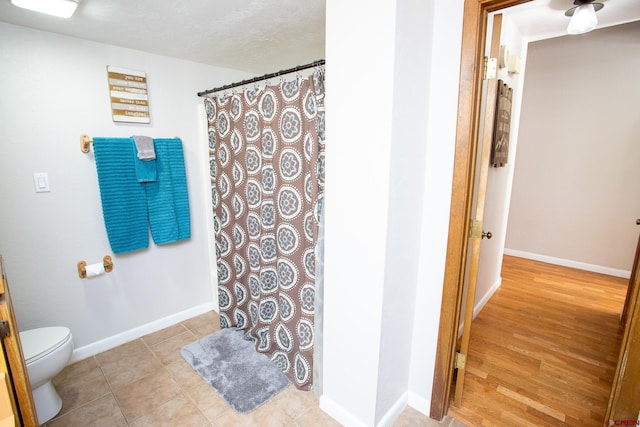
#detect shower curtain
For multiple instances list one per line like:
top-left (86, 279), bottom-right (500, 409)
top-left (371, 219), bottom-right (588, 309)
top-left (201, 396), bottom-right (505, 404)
top-left (205, 69), bottom-right (325, 390)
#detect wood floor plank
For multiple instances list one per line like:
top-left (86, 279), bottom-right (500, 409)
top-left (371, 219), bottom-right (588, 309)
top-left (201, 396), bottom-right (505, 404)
top-left (496, 386), bottom-right (565, 422)
top-left (450, 256), bottom-right (627, 427)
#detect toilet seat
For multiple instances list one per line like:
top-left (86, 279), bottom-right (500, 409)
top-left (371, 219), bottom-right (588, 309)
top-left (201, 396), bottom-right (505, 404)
top-left (20, 327), bottom-right (72, 365)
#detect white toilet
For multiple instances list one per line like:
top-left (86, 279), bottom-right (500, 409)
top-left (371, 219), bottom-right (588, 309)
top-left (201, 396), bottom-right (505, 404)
top-left (19, 326), bottom-right (73, 425)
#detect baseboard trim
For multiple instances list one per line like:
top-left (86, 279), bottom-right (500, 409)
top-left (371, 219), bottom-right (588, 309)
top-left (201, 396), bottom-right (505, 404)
top-left (319, 391), bottom-right (430, 426)
top-left (376, 392), bottom-right (408, 427)
top-left (69, 302), bottom-right (215, 364)
top-left (458, 277), bottom-right (502, 337)
top-left (473, 277), bottom-right (501, 319)
top-left (319, 395), bottom-right (368, 427)
top-left (407, 391), bottom-right (430, 417)
top-left (504, 249), bottom-right (631, 279)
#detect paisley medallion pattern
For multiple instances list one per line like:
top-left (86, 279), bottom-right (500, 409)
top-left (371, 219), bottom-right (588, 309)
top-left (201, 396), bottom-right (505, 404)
top-left (247, 214), bottom-right (261, 240)
top-left (206, 70), bottom-right (325, 390)
top-left (261, 166), bottom-right (276, 195)
top-left (259, 298), bottom-right (278, 323)
top-left (204, 98), bottom-right (216, 122)
top-left (230, 95), bottom-right (243, 122)
top-left (233, 223), bottom-right (245, 250)
top-left (234, 308), bottom-right (247, 330)
top-left (261, 128), bottom-right (277, 158)
top-left (217, 110), bottom-right (231, 138)
top-left (233, 253), bottom-right (246, 278)
top-left (219, 172), bottom-right (231, 199)
top-left (297, 319), bottom-right (314, 350)
top-left (231, 129), bottom-right (243, 155)
top-left (272, 352), bottom-right (290, 372)
top-left (279, 149), bottom-right (303, 181)
top-left (259, 90), bottom-right (278, 122)
top-left (280, 107), bottom-right (303, 143)
top-left (218, 231), bottom-right (231, 257)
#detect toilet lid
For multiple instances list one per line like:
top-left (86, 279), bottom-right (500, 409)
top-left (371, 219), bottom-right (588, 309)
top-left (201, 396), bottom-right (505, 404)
top-left (19, 327), bottom-right (72, 364)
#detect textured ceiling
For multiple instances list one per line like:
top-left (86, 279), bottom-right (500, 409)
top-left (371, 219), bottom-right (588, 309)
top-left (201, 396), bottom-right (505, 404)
top-left (504, 0), bottom-right (640, 42)
top-left (0, 0), bottom-right (638, 74)
top-left (0, 0), bottom-right (326, 74)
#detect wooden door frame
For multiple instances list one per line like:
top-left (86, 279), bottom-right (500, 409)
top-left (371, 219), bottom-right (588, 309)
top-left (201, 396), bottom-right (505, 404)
top-left (0, 256), bottom-right (38, 426)
top-left (429, 0), bottom-right (531, 420)
top-left (621, 229), bottom-right (640, 326)
top-left (606, 232), bottom-right (640, 420)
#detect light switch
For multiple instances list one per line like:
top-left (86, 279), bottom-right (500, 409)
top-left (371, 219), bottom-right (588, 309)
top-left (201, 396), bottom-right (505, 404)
top-left (33, 173), bottom-right (50, 193)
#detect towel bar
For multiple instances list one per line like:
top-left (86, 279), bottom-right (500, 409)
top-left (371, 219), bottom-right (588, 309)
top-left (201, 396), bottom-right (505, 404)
top-left (80, 134), bottom-right (93, 153)
top-left (81, 134), bottom-right (181, 153)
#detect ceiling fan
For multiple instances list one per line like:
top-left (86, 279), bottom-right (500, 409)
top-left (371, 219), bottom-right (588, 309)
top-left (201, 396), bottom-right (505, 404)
top-left (565, 0), bottom-right (605, 34)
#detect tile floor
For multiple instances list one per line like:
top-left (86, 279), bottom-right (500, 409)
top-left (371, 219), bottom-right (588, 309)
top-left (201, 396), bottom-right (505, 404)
top-left (46, 311), bottom-right (466, 426)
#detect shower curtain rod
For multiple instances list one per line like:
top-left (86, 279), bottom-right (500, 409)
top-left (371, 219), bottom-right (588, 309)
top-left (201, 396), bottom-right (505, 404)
top-left (197, 59), bottom-right (325, 97)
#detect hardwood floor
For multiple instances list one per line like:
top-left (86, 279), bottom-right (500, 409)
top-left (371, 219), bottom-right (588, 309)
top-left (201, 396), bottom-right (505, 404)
top-left (449, 255), bottom-right (628, 427)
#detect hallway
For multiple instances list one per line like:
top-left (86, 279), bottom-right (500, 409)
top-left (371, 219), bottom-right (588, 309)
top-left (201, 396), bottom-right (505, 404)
top-left (449, 255), bottom-right (627, 426)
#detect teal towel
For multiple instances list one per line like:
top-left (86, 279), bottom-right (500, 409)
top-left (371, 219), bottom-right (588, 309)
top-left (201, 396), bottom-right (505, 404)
top-left (134, 156), bottom-right (157, 182)
top-left (146, 138), bottom-right (191, 245)
top-left (93, 138), bottom-right (149, 254)
top-left (132, 136), bottom-right (157, 183)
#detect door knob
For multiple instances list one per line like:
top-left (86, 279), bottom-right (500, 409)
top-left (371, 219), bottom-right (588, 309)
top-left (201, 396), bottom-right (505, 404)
top-left (636, 219), bottom-right (640, 225)
top-left (482, 231), bottom-right (492, 239)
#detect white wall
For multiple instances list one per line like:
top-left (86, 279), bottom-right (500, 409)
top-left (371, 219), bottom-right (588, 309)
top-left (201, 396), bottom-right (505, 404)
top-left (0, 22), bottom-right (251, 357)
top-left (322, 0), bottom-right (396, 423)
top-left (505, 21), bottom-right (640, 275)
top-left (322, 0), bottom-right (465, 425)
top-left (408, 0), bottom-right (464, 415)
top-left (375, 0), bottom-right (433, 422)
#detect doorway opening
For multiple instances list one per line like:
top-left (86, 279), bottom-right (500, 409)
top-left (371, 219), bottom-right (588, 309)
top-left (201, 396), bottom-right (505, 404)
top-left (430, 0), bottom-right (640, 423)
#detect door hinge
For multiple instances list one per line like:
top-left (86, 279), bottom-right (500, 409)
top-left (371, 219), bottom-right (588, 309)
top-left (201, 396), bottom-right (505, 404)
top-left (470, 219), bottom-right (482, 238)
top-left (484, 57), bottom-right (497, 80)
top-left (0, 320), bottom-right (10, 338)
top-left (455, 352), bottom-right (466, 370)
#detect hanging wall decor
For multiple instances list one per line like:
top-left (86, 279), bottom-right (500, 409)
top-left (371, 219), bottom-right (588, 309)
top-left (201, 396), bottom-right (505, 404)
top-left (491, 80), bottom-right (513, 168)
top-left (106, 66), bottom-right (150, 124)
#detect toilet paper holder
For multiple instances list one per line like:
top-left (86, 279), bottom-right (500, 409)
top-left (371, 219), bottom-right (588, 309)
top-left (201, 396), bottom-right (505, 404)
top-left (77, 256), bottom-right (113, 279)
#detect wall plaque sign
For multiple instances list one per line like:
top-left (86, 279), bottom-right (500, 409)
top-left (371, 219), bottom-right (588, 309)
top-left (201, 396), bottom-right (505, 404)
top-left (107, 66), bottom-right (150, 124)
top-left (491, 79), bottom-right (513, 168)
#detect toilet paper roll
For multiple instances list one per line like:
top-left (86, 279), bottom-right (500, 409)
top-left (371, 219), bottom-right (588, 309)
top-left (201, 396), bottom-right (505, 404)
top-left (85, 262), bottom-right (105, 277)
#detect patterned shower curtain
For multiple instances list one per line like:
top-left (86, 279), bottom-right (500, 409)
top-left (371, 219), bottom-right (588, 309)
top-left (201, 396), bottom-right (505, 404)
top-left (204, 69), bottom-right (325, 389)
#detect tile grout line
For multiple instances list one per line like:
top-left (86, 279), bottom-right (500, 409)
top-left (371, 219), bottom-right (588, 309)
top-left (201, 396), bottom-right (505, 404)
top-left (161, 321), bottom-right (217, 426)
top-left (141, 323), bottom-right (190, 348)
top-left (95, 351), bottom-right (134, 426)
top-left (102, 338), bottom-right (176, 426)
top-left (49, 312), bottom-right (413, 427)
top-left (124, 336), bottom-right (196, 426)
top-left (46, 354), bottom-right (126, 426)
top-left (43, 356), bottom-right (117, 427)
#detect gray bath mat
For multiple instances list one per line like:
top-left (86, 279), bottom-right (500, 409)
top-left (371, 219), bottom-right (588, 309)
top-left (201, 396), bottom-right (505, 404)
top-left (180, 327), bottom-right (290, 414)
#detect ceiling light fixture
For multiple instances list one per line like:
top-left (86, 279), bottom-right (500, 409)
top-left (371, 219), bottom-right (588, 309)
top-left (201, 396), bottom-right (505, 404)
top-left (565, 0), bottom-right (604, 35)
top-left (10, 0), bottom-right (79, 18)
